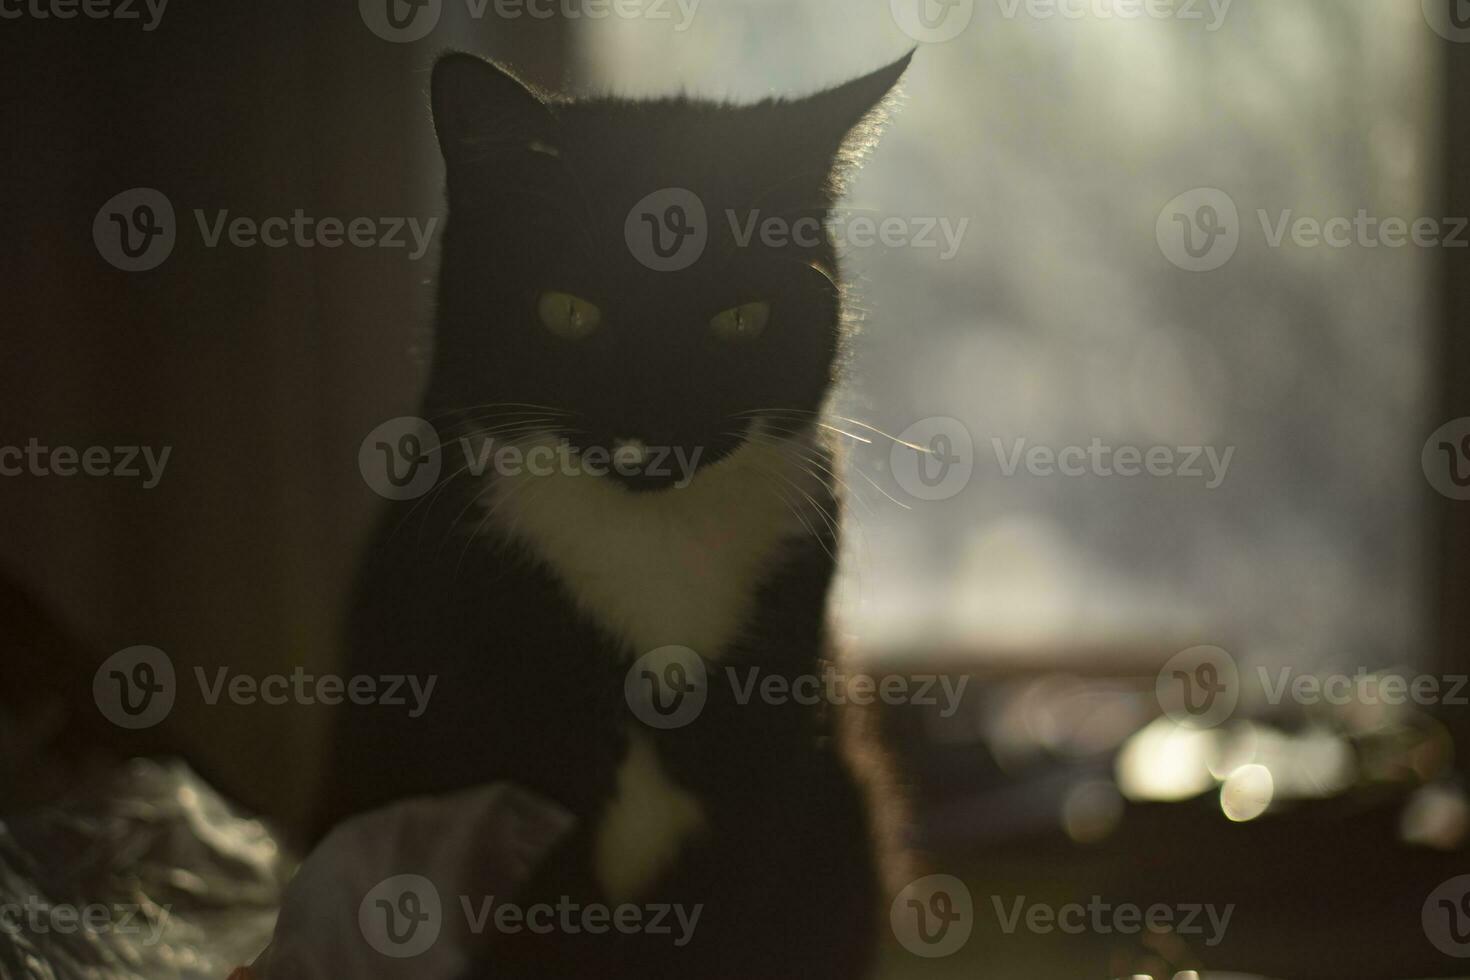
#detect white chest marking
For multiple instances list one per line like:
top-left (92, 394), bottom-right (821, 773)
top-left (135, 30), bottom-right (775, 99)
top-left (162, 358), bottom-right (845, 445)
top-left (486, 431), bottom-right (820, 660)
top-left (482, 426), bottom-right (830, 899)
top-left (592, 732), bottom-right (705, 900)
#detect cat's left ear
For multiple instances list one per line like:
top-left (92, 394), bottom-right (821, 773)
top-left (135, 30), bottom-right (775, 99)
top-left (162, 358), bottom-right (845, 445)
top-left (431, 52), bottom-right (558, 169)
top-left (784, 50), bottom-right (915, 184)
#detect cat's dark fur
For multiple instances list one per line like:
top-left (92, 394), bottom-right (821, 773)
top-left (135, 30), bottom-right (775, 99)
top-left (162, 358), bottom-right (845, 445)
top-left (319, 50), bottom-right (912, 979)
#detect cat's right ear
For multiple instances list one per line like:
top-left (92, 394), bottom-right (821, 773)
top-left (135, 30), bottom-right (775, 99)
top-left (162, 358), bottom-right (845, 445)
top-left (431, 53), bottom-right (557, 168)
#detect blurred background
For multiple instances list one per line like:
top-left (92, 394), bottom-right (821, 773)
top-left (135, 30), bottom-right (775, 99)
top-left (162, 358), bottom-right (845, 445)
top-left (3, 0), bottom-right (1470, 977)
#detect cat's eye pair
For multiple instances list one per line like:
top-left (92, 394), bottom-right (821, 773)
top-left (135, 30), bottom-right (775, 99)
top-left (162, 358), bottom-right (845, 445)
top-left (535, 292), bottom-right (770, 343)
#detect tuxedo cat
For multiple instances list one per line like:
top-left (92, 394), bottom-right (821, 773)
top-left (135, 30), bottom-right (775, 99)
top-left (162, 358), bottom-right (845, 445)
top-left (319, 50), bottom-right (912, 979)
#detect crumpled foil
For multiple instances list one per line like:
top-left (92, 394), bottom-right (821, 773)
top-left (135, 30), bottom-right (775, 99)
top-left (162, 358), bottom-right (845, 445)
top-left (0, 758), bottom-right (287, 979)
top-left (250, 782), bottom-right (575, 980)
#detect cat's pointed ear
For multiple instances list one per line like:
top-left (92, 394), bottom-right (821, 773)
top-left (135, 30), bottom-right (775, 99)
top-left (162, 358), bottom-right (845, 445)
top-left (805, 50), bottom-right (914, 133)
top-left (783, 50), bottom-right (914, 193)
top-left (431, 53), bottom-right (556, 167)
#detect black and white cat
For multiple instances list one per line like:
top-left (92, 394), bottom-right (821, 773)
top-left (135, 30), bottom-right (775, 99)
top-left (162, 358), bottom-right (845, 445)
top-left (320, 50), bottom-right (913, 979)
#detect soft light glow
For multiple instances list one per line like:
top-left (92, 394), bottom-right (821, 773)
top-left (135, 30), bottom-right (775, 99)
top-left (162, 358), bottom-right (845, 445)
top-left (1062, 779), bottom-right (1125, 843)
top-left (1221, 764), bottom-right (1274, 822)
top-left (1400, 783), bottom-right (1470, 851)
top-left (1115, 717), bottom-right (1218, 803)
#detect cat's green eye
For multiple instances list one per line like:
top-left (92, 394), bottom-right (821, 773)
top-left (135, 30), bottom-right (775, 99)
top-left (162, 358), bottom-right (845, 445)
top-left (537, 291), bottom-right (603, 340)
top-left (709, 301), bottom-right (770, 342)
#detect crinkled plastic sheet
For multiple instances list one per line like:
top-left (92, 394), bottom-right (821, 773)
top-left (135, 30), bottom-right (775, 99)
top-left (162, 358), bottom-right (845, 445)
top-left (0, 758), bottom-right (286, 979)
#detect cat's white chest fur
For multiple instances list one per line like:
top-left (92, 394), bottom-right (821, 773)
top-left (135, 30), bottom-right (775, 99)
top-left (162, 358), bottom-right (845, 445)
top-left (486, 432), bottom-right (817, 659)
top-left (484, 429), bottom-right (825, 899)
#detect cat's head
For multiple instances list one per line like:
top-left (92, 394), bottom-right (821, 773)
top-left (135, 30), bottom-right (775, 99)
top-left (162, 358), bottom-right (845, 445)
top-left (426, 51), bottom-right (910, 491)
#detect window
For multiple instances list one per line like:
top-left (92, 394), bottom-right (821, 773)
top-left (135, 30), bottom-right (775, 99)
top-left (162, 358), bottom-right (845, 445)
top-left (584, 1), bottom-right (1435, 682)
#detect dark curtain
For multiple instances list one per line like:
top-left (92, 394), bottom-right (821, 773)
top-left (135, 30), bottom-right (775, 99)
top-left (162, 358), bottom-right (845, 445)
top-left (1, 1), bottom-right (569, 832)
